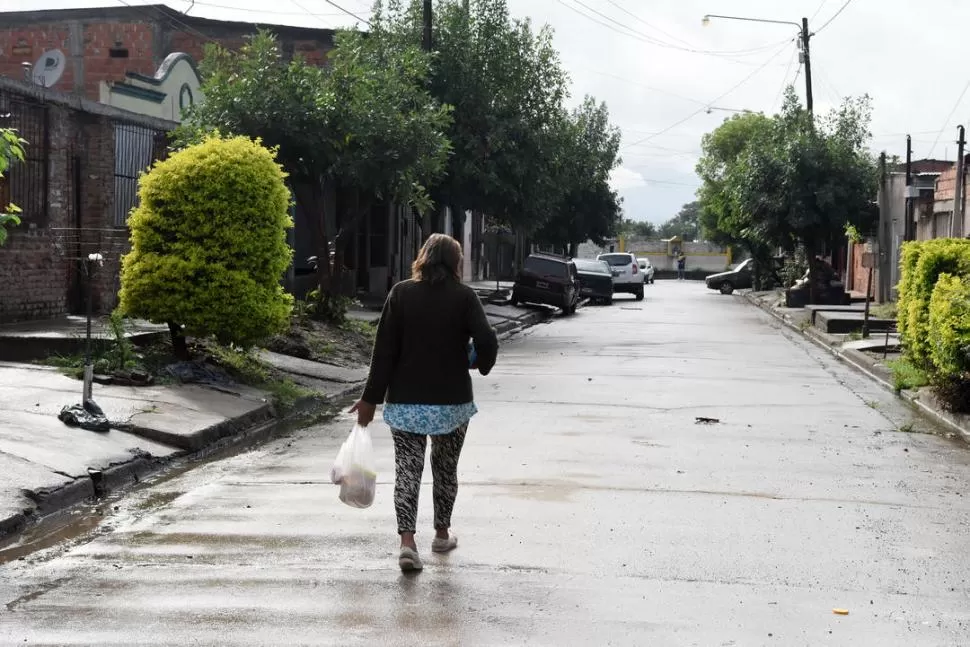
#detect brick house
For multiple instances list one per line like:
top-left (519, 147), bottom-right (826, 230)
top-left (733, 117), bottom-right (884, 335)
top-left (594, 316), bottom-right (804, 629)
top-left (0, 5), bottom-right (334, 100)
top-left (0, 5), bottom-right (484, 316)
top-left (0, 76), bottom-right (171, 323)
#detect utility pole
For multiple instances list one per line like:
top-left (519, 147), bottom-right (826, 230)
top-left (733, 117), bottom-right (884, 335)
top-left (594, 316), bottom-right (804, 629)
top-left (703, 14), bottom-right (814, 114)
top-left (954, 126), bottom-right (965, 238)
top-left (904, 135), bottom-right (915, 242)
top-left (877, 151), bottom-right (890, 303)
top-left (801, 17), bottom-right (813, 115)
top-left (422, 0), bottom-right (433, 52)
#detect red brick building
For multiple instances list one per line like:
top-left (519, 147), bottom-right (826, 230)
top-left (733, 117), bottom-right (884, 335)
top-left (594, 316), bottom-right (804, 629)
top-left (0, 4), bottom-right (335, 100)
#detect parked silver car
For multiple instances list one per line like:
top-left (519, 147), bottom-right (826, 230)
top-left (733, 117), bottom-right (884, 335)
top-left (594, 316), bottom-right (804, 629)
top-left (637, 258), bottom-right (655, 284)
top-left (597, 252), bottom-right (644, 301)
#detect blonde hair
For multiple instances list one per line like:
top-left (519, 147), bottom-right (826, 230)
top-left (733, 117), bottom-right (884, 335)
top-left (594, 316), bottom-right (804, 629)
top-left (412, 233), bottom-right (463, 284)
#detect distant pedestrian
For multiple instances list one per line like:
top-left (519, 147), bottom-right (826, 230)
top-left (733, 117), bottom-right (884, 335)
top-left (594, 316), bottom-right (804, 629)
top-left (351, 233), bottom-right (498, 572)
top-left (677, 253), bottom-right (687, 280)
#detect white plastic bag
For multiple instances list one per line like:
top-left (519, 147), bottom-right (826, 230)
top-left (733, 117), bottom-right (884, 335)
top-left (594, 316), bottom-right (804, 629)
top-left (330, 424), bottom-right (377, 508)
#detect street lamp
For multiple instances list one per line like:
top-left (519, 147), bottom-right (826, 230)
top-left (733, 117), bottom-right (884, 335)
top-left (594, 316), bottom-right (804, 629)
top-left (702, 13), bottom-right (814, 114)
top-left (705, 106), bottom-right (753, 115)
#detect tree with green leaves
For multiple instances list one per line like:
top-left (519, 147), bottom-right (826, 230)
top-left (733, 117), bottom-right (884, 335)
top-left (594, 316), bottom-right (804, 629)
top-left (695, 89), bottom-right (878, 296)
top-left (731, 89), bottom-right (878, 296)
top-left (0, 128), bottom-right (25, 246)
top-left (177, 30), bottom-right (450, 315)
top-left (372, 0), bottom-right (571, 238)
top-left (658, 201), bottom-right (701, 241)
top-left (534, 97), bottom-right (623, 255)
top-left (120, 136), bottom-right (293, 357)
top-left (620, 219), bottom-right (657, 239)
top-left (695, 110), bottom-right (775, 283)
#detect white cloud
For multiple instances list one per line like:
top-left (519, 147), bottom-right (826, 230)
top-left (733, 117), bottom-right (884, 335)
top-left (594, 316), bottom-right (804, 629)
top-left (609, 166), bottom-right (647, 191)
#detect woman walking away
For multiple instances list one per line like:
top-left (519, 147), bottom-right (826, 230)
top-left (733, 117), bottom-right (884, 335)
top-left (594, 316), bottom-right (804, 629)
top-left (351, 234), bottom-right (498, 572)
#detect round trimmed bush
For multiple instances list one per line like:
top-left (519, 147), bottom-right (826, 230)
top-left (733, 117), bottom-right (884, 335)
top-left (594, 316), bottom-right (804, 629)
top-left (120, 135), bottom-right (293, 349)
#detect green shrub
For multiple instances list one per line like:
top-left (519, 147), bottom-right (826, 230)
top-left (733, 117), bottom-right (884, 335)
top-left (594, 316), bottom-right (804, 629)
top-left (928, 273), bottom-right (970, 380)
top-left (120, 135), bottom-right (294, 349)
top-left (899, 239), bottom-right (970, 366)
top-left (896, 240), bottom-right (923, 344)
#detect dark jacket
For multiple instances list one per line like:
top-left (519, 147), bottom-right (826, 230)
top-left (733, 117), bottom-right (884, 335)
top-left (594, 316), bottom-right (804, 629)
top-left (361, 279), bottom-right (498, 406)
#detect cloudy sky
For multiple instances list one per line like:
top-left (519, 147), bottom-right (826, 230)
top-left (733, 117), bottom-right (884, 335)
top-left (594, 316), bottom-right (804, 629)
top-left (12, 0), bottom-right (969, 224)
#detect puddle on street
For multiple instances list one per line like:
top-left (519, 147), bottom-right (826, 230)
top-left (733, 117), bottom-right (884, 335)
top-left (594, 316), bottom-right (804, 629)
top-left (0, 506), bottom-right (107, 565)
top-left (490, 478), bottom-right (583, 502)
top-left (0, 409), bottom-right (340, 566)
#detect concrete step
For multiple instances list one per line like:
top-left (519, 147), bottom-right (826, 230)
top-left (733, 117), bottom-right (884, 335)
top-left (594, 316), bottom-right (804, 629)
top-left (814, 310), bottom-right (896, 334)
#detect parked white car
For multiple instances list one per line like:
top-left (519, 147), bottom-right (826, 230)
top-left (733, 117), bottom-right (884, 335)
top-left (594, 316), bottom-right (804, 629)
top-left (637, 258), bottom-right (655, 284)
top-left (597, 252), bottom-right (644, 301)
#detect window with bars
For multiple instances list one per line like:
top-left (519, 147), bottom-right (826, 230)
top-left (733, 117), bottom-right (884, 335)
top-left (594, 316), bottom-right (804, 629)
top-left (0, 96), bottom-right (48, 225)
top-left (113, 123), bottom-right (161, 226)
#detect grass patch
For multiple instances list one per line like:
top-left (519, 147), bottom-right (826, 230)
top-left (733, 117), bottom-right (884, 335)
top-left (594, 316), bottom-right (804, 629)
top-left (885, 357), bottom-right (930, 393)
top-left (341, 318), bottom-right (378, 342)
top-left (205, 344), bottom-right (313, 411)
top-left (870, 302), bottom-right (898, 319)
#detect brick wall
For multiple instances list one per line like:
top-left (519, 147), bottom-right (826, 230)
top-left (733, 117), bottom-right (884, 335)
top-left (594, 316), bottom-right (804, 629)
top-left (0, 77), bottom-right (173, 324)
top-left (850, 242), bottom-right (876, 297)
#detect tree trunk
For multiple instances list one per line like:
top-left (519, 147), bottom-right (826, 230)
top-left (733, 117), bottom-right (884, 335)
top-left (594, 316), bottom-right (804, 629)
top-left (168, 322), bottom-right (189, 361)
top-left (569, 241), bottom-right (578, 258)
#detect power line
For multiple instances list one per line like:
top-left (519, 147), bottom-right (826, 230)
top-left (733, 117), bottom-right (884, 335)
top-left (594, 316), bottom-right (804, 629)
top-left (928, 79), bottom-right (970, 157)
top-left (810, 0), bottom-right (830, 21)
top-left (116, 0), bottom-right (222, 47)
top-left (187, 0), bottom-right (344, 17)
top-left (602, 0), bottom-right (694, 48)
top-left (557, 0), bottom-right (793, 59)
top-left (816, 0), bottom-right (855, 34)
top-left (771, 47), bottom-right (798, 113)
top-left (289, 0), bottom-right (369, 27)
top-left (622, 41), bottom-right (793, 150)
top-left (568, 65), bottom-right (709, 107)
top-left (315, 0), bottom-right (371, 26)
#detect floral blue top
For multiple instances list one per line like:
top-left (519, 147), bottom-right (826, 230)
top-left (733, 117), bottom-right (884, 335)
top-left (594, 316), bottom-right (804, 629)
top-left (383, 402), bottom-right (478, 435)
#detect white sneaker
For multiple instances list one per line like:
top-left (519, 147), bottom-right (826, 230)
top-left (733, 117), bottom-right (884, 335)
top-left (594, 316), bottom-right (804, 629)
top-left (431, 535), bottom-right (458, 553)
top-left (399, 546), bottom-right (423, 572)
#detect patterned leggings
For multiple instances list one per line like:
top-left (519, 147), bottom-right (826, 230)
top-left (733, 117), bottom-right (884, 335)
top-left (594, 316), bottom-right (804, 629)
top-left (391, 424), bottom-right (468, 535)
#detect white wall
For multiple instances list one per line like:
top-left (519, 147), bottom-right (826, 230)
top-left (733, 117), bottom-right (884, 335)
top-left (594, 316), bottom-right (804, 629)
top-left (99, 53), bottom-right (202, 123)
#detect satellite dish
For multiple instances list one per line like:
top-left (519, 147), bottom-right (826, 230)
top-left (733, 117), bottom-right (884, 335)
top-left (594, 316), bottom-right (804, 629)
top-left (31, 49), bottom-right (65, 88)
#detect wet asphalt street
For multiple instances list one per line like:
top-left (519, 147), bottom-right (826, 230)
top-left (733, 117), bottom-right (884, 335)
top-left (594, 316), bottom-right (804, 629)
top-left (3, 281), bottom-right (970, 646)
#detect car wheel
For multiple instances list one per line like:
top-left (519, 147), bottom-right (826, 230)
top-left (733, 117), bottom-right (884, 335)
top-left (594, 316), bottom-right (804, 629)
top-left (719, 282), bottom-right (735, 295)
top-left (510, 292), bottom-right (520, 306)
top-left (650, 278), bottom-right (655, 284)
top-left (635, 288), bottom-right (644, 301)
top-left (604, 296), bottom-right (613, 306)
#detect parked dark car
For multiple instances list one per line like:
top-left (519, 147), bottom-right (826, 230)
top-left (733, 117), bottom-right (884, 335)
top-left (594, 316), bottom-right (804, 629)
top-left (511, 253), bottom-right (580, 314)
top-left (705, 258), bottom-right (754, 295)
top-left (574, 259), bottom-right (615, 305)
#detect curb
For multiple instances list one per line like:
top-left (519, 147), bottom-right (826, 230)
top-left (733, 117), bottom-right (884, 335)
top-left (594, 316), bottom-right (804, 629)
top-left (0, 381), bottom-right (363, 545)
top-left (743, 292), bottom-right (970, 443)
top-left (0, 303), bottom-right (557, 545)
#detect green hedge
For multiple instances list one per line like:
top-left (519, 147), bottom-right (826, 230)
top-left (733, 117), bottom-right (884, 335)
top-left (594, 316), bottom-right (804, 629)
top-left (928, 273), bottom-right (970, 380)
top-left (897, 238), bottom-right (970, 367)
top-left (120, 135), bottom-right (294, 348)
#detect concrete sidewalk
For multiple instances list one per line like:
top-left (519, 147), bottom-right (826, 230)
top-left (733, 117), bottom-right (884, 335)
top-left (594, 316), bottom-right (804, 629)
top-left (0, 299), bottom-right (553, 543)
top-left (742, 289), bottom-right (970, 443)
